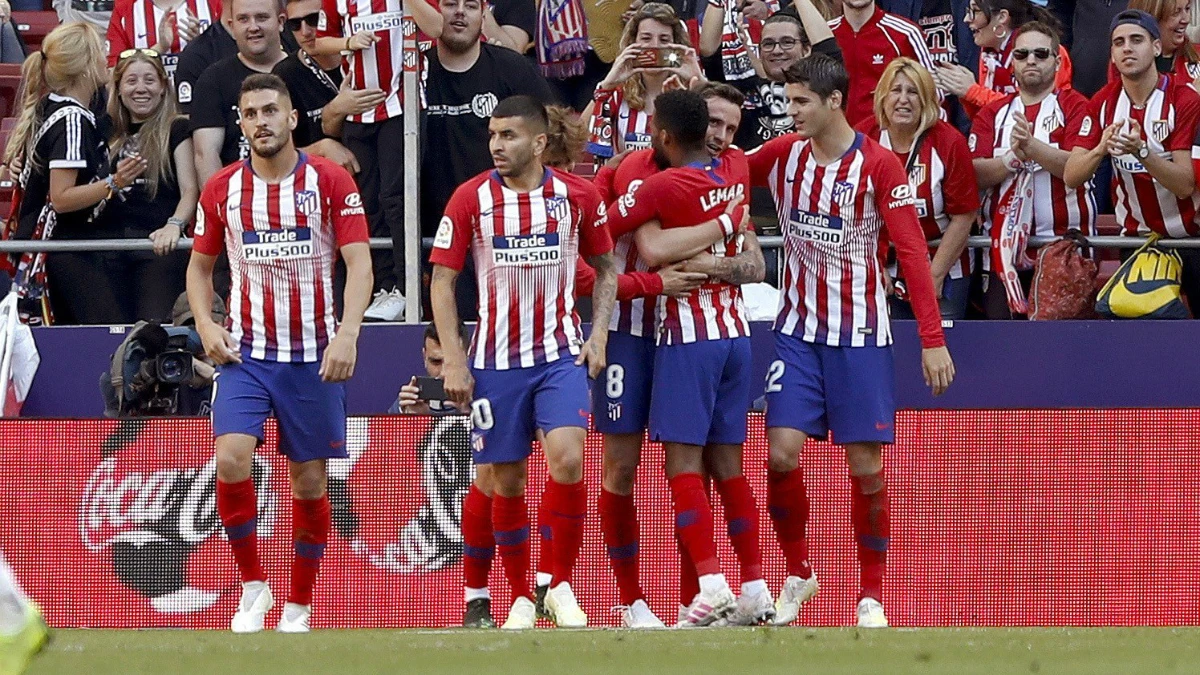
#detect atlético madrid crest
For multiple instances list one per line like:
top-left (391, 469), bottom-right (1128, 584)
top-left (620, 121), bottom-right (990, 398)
top-left (295, 190), bottom-right (318, 216)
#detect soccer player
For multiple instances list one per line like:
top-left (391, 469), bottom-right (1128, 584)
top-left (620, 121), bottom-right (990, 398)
top-left (600, 89), bottom-right (768, 628)
top-left (1064, 9), bottom-right (1200, 307)
top-left (186, 74), bottom-right (373, 633)
top-left (745, 55), bottom-right (955, 628)
top-left (0, 552), bottom-right (48, 675)
top-left (430, 95), bottom-right (617, 630)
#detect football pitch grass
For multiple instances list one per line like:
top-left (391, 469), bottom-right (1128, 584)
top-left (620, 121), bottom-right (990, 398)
top-left (26, 627), bottom-right (1200, 675)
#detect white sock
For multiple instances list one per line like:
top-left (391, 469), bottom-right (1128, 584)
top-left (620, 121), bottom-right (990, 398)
top-left (464, 587), bottom-right (490, 603)
top-left (697, 573), bottom-right (727, 597)
top-left (741, 579), bottom-right (768, 597)
top-left (0, 552), bottom-right (31, 635)
top-left (535, 572), bottom-right (552, 588)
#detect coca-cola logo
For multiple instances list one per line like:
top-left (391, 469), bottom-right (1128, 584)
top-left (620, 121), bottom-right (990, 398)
top-left (78, 456), bottom-right (276, 552)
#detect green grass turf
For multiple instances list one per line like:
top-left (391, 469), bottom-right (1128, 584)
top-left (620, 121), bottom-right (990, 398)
top-left (27, 628), bottom-right (1200, 675)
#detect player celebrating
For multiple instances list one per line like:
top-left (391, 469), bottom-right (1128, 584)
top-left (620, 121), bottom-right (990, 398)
top-left (431, 95), bottom-right (617, 630)
top-left (746, 55), bottom-right (955, 628)
top-left (186, 74), bottom-right (373, 634)
top-left (601, 89), bottom-right (767, 628)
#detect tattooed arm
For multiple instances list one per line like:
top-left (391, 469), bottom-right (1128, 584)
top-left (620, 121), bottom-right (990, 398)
top-left (680, 230), bottom-right (766, 284)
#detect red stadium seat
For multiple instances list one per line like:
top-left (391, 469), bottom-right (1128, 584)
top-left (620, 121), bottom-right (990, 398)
top-left (11, 11), bottom-right (59, 54)
top-left (0, 117), bottom-right (14, 132)
top-left (0, 73), bottom-right (21, 122)
top-left (1093, 214), bottom-right (1120, 236)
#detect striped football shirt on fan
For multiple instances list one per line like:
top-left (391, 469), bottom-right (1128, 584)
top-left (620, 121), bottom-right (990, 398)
top-left (193, 154), bottom-right (370, 363)
top-left (430, 168), bottom-right (613, 370)
top-left (971, 89), bottom-right (1096, 265)
top-left (1065, 74), bottom-right (1200, 238)
top-left (318, 0), bottom-right (406, 124)
top-left (106, 0), bottom-right (222, 67)
top-left (586, 88), bottom-right (653, 158)
top-left (746, 132), bottom-right (945, 349)
top-left (594, 148), bottom-right (662, 337)
top-left (602, 149), bottom-right (753, 346)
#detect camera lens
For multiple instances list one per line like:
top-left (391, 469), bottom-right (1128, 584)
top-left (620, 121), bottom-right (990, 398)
top-left (156, 352), bottom-right (192, 385)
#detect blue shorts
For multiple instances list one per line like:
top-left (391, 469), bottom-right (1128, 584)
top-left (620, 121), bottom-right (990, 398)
top-left (764, 332), bottom-right (896, 445)
top-left (591, 331), bottom-right (656, 435)
top-left (648, 337), bottom-right (751, 446)
top-left (470, 358), bottom-right (591, 465)
top-left (211, 357), bottom-right (348, 463)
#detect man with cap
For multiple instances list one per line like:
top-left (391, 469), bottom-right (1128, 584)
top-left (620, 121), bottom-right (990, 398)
top-left (1064, 8), bottom-right (1200, 309)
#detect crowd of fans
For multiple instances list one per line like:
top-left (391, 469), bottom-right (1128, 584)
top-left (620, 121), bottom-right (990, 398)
top-left (0, 0), bottom-right (1199, 324)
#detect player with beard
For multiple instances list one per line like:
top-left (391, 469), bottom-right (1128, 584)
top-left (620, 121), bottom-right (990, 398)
top-left (431, 95), bottom-right (617, 630)
top-left (745, 55), bottom-right (954, 628)
top-left (1065, 10), bottom-right (1200, 307)
top-left (187, 74), bottom-right (373, 633)
top-left (599, 89), bottom-right (767, 628)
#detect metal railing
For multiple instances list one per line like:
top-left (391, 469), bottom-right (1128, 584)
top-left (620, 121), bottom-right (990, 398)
top-left (2, 233), bottom-right (1199, 254)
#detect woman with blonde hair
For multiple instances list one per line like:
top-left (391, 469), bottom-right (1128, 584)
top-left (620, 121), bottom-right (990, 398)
top-left (1121, 0), bottom-right (1200, 84)
top-left (857, 57), bottom-right (978, 320)
top-left (3, 21), bottom-right (146, 325)
top-left (105, 47), bottom-right (198, 322)
top-left (583, 2), bottom-right (704, 158)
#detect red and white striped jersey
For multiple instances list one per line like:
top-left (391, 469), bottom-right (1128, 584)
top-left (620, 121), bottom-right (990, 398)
top-left (106, 0), bottom-right (221, 67)
top-left (594, 148), bottom-right (662, 337)
top-left (193, 154), bottom-right (370, 363)
top-left (746, 132), bottom-right (945, 349)
top-left (585, 87), bottom-right (653, 158)
top-left (318, 0), bottom-right (406, 124)
top-left (859, 119), bottom-right (979, 279)
top-left (830, 8), bottom-right (937, 128)
top-left (430, 168), bottom-right (613, 370)
top-left (971, 90), bottom-right (1096, 254)
top-left (602, 150), bottom-right (753, 346)
top-left (1065, 75), bottom-right (1200, 238)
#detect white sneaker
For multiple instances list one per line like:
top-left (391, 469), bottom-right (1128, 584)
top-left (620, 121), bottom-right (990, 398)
top-left (725, 587), bottom-right (775, 626)
top-left (544, 582), bottom-right (588, 628)
top-left (230, 581), bottom-right (273, 634)
top-left (501, 596), bottom-right (537, 630)
top-left (677, 604), bottom-right (688, 625)
top-left (276, 602), bottom-right (311, 633)
top-left (363, 288), bottom-right (406, 321)
top-left (618, 599), bottom-right (666, 629)
top-left (856, 597), bottom-right (888, 628)
top-left (773, 573), bottom-right (820, 626)
top-left (675, 586), bottom-right (736, 628)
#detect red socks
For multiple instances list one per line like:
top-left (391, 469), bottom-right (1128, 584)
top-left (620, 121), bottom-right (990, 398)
top-left (715, 475), bottom-right (763, 583)
top-left (217, 478), bottom-right (265, 583)
top-left (600, 488), bottom-right (643, 606)
top-left (462, 485), bottom-right (495, 591)
top-left (290, 495), bottom-right (330, 607)
top-left (544, 479), bottom-right (587, 588)
top-left (851, 472), bottom-right (889, 602)
top-left (676, 530), bottom-right (700, 606)
top-left (668, 473), bottom-right (719, 576)
top-left (537, 480), bottom-right (553, 583)
top-left (492, 494), bottom-right (532, 601)
top-left (768, 467), bottom-right (813, 579)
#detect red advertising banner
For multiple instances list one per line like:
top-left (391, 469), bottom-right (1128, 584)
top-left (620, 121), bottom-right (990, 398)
top-left (1, 411), bottom-right (1198, 629)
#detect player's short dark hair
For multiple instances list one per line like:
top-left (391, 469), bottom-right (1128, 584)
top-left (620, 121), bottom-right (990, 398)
top-left (1014, 20), bottom-right (1061, 52)
top-left (653, 89), bottom-right (709, 151)
top-left (491, 95), bottom-right (549, 134)
top-left (699, 82), bottom-right (745, 109)
top-left (783, 54), bottom-right (849, 109)
top-left (239, 73), bottom-right (292, 107)
top-left (424, 321), bottom-right (469, 348)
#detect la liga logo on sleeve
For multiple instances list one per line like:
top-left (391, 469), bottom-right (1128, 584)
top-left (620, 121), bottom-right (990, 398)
top-left (433, 217), bottom-right (454, 249)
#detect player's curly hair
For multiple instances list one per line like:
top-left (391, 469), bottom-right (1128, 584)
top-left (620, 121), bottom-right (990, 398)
top-left (542, 106), bottom-right (588, 170)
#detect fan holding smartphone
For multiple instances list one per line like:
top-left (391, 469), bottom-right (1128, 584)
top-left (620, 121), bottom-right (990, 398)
top-left (391, 322), bottom-right (471, 415)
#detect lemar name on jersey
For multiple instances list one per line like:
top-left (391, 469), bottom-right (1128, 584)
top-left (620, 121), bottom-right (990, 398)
top-left (241, 229), bottom-right (315, 262)
top-left (492, 233), bottom-right (562, 266)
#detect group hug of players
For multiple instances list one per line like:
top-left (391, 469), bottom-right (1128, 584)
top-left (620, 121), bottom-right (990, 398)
top-left (190, 54), bottom-right (955, 634)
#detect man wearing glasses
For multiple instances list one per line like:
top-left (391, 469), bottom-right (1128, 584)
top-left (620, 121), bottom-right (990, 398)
top-left (970, 21), bottom-right (1097, 318)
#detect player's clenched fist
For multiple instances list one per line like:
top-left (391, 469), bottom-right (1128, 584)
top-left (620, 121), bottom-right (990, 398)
top-left (443, 361), bottom-right (475, 408)
top-left (197, 321), bottom-right (241, 365)
top-left (921, 346), bottom-right (955, 397)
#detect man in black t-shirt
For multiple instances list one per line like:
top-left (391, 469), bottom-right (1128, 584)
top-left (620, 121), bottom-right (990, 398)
top-left (190, 0), bottom-right (290, 182)
top-left (176, 0), bottom-right (301, 115)
top-left (409, 0), bottom-right (537, 54)
top-left (273, 0), bottom-right (385, 147)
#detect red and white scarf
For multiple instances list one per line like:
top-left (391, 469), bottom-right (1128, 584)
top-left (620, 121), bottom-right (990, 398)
top-left (991, 168), bottom-right (1036, 314)
top-left (536, 0), bottom-right (590, 79)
